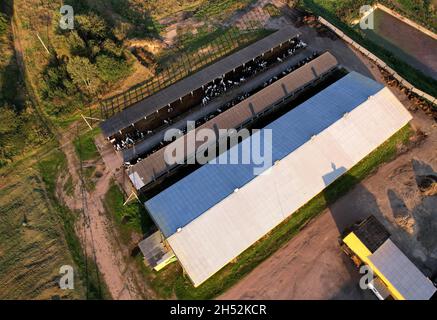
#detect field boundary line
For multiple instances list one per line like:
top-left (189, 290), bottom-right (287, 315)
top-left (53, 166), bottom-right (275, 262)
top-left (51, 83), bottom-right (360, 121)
top-left (318, 16), bottom-right (437, 106)
top-left (376, 3), bottom-right (437, 41)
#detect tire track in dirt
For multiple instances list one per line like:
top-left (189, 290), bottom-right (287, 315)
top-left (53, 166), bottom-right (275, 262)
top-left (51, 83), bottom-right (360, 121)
top-left (56, 128), bottom-right (155, 300)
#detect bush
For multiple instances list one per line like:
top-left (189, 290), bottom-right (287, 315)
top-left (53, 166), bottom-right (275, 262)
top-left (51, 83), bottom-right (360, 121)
top-left (0, 13), bottom-right (7, 36)
top-left (67, 31), bottom-right (87, 56)
top-left (102, 39), bottom-right (124, 58)
top-left (41, 61), bottom-right (87, 116)
top-left (96, 54), bottom-right (132, 83)
top-left (75, 13), bottom-right (109, 40)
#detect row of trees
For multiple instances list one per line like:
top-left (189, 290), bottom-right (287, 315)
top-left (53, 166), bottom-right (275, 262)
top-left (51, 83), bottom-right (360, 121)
top-left (0, 11), bottom-right (50, 167)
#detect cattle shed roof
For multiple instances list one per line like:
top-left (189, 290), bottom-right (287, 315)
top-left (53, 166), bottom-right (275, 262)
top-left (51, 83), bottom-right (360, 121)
top-left (100, 26), bottom-right (299, 138)
top-left (145, 71), bottom-right (412, 286)
top-left (128, 52), bottom-right (339, 190)
top-left (145, 71), bottom-right (386, 238)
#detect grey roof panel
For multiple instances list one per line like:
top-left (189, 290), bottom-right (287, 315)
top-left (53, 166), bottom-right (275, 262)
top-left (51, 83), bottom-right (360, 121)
top-left (369, 239), bottom-right (437, 300)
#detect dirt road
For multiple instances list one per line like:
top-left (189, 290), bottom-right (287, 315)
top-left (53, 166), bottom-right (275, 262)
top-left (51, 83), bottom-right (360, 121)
top-left (220, 210), bottom-right (375, 299)
top-left (56, 129), bottom-right (155, 300)
top-left (220, 96), bottom-right (437, 299)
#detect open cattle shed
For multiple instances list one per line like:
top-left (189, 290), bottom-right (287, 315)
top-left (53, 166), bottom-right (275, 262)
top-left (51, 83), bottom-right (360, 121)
top-left (128, 52), bottom-right (339, 191)
top-left (100, 26), bottom-right (299, 139)
top-left (145, 72), bottom-right (412, 287)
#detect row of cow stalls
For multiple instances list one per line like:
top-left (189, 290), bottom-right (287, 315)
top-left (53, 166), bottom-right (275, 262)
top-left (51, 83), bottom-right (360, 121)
top-left (122, 52), bottom-right (329, 170)
top-left (123, 50), bottom-right (322, 168)
top-left (108, 36), bottom-right (307, 154)
top-left (126, 52), bottom-right (341, 196)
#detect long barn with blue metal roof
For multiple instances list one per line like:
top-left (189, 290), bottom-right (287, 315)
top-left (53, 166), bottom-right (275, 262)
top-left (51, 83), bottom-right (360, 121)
top-left (145, 71), bottom-right (412, 287)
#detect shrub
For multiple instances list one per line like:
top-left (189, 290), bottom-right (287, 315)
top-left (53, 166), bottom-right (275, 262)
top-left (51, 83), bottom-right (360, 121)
top-left (96, 54), bottom-right (132, 83)
top-left (75, 13), bottom-right (109, 40)
top-left (0, 13), bottom-right (8, 36)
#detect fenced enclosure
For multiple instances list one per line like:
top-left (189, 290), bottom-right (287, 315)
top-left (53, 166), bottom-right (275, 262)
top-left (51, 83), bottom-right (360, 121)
top-left (99, 12), bottom-right (273, 119)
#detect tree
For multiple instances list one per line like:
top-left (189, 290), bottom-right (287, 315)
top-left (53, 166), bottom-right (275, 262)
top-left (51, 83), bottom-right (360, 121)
top-left (0, 13), bottom-right (8, 36)
top-left (88, 39), bottom-right (101, 57)
top-left (66, 56), bottom-right (101, 95)
top-left (113, 21), bottom-right (133, 41)
top-left (102, 39), bottom-right (124, 57)
top-left (75, 13), bottom-right (108, 39)
top-left (67, 30), bottom-right (87, 56)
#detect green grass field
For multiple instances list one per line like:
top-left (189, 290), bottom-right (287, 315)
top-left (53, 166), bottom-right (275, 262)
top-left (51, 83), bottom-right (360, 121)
top-left (103, 182), bottom-right (154, 244)
top-left (0, 177), bottom-right (80, 299)
top-left (299, 0), bottom-right (437, 98)
top-left (0, 144), bottom-right (83, 299)
top-left (73, 127), bottom-right (100, 162)
top-left (0, 137), bottom-right (110, 299)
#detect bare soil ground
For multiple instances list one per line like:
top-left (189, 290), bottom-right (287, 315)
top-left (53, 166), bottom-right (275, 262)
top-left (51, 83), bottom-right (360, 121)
top-left (162, 18), bottom-right (205, 46)
top-left (225, 0), bottom-right (289, 30)
top-left (55, 128), bottom-right (155, 300)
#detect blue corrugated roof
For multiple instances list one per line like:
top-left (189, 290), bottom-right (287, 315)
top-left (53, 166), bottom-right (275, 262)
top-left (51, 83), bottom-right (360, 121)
top-left (145, 72), bottom-right (384, 238)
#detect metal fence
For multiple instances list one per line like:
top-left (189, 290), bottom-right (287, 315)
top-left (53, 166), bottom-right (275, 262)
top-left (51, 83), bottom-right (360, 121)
top-left (99, 11), bottom-right (271, 119)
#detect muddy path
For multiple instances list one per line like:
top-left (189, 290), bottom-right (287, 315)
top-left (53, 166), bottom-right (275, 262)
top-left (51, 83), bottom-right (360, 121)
top-left (56, 127), bottom-right (155, 300)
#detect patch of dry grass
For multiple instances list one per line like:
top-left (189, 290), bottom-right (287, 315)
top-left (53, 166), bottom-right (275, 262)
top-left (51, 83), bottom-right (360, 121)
top-left (0, 166), bottom-right (84, 299)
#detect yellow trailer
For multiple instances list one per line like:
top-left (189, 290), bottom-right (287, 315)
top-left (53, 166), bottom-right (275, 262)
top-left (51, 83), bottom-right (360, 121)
top-left (341, 216), bottom-right (436, 300)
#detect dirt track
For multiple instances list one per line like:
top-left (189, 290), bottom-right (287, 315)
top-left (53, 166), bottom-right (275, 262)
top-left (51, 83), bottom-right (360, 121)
top-left (56, 128), bottom-right (155, 300)
top-left (220, 209), bottom-right (375, 299)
